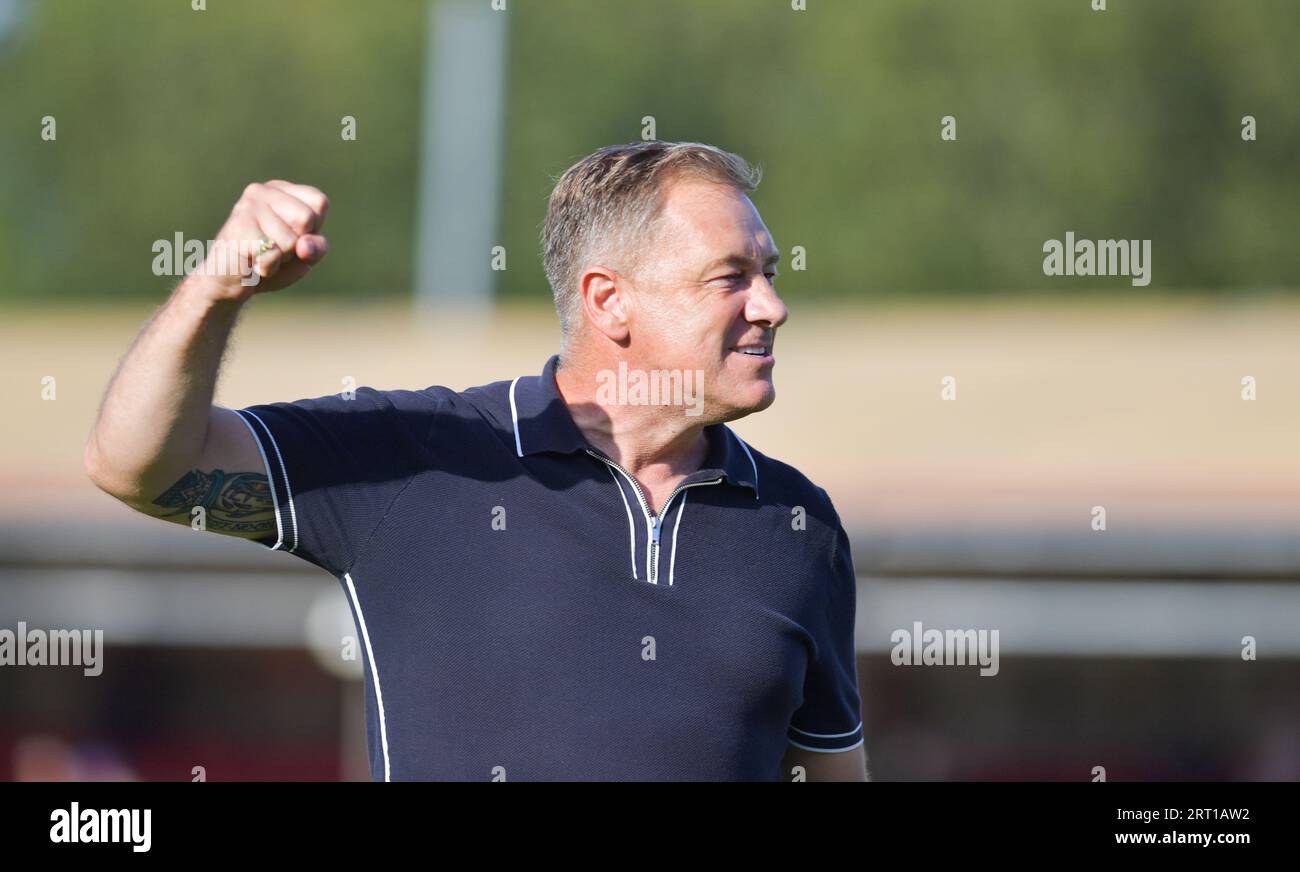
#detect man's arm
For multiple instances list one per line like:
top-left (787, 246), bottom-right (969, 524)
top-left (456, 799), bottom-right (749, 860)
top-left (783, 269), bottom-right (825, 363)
top-left (779, 742), bottom-right (869, 782)
top-left (83, 181), bottom-right (330, 539)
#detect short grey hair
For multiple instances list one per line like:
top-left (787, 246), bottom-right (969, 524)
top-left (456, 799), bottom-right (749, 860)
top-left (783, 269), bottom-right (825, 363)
top-left (541, 141), bottom-right (761, 343)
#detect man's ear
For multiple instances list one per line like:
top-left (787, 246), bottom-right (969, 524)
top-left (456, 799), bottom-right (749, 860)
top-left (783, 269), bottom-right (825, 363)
top-left (578, 265), bottom-right (631, 344)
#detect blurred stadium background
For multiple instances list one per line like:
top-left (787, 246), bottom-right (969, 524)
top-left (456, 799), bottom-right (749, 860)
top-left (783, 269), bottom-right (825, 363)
top-left (1, 0), bottom-right (1297, 780)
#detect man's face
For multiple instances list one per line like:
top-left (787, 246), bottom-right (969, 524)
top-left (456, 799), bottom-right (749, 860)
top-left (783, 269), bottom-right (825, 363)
top-left (624, 178), bottom-right (788, 423)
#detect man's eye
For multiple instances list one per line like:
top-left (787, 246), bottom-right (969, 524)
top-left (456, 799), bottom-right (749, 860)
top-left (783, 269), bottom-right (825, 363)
top-left (764, 272), bottom-right (777, 281)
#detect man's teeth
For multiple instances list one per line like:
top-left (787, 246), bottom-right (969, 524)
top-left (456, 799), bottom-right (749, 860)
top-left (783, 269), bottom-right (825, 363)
top-left (738, 347), bottom-right (766, 355)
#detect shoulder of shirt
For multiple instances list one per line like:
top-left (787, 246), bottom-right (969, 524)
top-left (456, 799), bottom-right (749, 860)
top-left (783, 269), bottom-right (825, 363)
top-left (357, 378), bottom-right (509, 412)
top-left (334, 384), bottom-right (459, 451)
top-left (735, 438), bottom-right (854, 587)
top-left (727, 432), bottom-right (842, 526)
top-left (358, 377), bottom-right (516, 439)
top-left (282, 376), bottom-right (509, 423)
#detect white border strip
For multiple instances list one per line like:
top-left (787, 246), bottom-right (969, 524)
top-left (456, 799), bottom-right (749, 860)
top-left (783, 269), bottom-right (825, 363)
top-left (787, 736), bottom-right (866, 754)
top-left (604, 466), bottom-right (638, 580)
top-left (668, 491), bottom-right (687, 587)
top-left (238, 409), bottom-right (300, 553)
top-left (508, 376), bottom-right (523, 458)
top-left (790, 721), bottom-right (863, 739)
top-left (233, 409), bottom-right (285, 551)
top-left (343, 571), bottom-right (391, 781)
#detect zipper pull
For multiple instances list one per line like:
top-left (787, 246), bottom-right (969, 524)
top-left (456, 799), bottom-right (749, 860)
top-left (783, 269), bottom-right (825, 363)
top-left (649, 515), bottom-right (662, 583)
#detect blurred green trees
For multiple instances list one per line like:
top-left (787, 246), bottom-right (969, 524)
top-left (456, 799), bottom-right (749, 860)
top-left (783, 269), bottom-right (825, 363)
top-left (2, 0), bottom-right (1296, 305)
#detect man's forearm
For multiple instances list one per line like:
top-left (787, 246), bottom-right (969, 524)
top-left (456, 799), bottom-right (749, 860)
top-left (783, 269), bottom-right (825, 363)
top-left (84, 180), bottom-right (329, 505)
top-left (84, 277), bottom-right (243, 502)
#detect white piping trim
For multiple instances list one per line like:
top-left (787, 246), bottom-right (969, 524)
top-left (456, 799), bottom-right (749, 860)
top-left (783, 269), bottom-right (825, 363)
top-left (734, 433), bottom-right (760, 500)
top-left (233, 409), bottom-right (284, 551)
top-left (667, 491), bottom-right (687, 587)
top-left (787, 736), bottom-right (865, 754)
top-left (604, 466), bottom-right (638, 580)
top-left (508, 376), bottom-right (523, 458)
top-left (343, 572), bottom-right (391, 782)
top-left (790, 720), bottom-right (863, 739)
top-left (239, 408), bottom-right (300, 552)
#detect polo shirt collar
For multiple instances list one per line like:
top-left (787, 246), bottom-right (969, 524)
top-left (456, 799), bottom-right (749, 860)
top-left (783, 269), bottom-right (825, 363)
top-left (510, 354), bottom-right (760, 498)
top-left (509, 354), bottom-right (589, 457)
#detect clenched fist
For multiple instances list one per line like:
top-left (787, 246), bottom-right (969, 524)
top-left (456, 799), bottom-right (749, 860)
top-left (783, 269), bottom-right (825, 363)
top-left (190, 180), bottom-right (330, 302)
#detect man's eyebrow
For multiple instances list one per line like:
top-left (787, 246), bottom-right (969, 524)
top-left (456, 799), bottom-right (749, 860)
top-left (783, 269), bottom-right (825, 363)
top-left (702, 251), bottom-right (782, 274)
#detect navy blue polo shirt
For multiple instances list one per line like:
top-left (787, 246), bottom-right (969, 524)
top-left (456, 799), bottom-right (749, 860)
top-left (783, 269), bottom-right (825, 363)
top-left (234, 354), bottom-right (863, 781)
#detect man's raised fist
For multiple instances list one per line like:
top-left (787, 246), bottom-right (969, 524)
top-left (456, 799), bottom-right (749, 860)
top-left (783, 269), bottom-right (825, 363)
top-left (192, 180), bottom-right (330, 301)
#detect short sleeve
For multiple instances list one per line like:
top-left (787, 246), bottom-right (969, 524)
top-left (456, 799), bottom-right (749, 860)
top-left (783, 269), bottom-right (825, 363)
top-left (232, 387), bottom-right (435, 576)
top-left (787, 519), bottom-right (865, 753)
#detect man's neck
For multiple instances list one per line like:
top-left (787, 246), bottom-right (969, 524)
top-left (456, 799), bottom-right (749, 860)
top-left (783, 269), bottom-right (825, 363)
top-left (554, 354), bottom-right (710, 514)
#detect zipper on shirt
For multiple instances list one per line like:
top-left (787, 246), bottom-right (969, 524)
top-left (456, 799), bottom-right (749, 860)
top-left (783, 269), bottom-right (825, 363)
top-left (649, 514), bottom-right (662, 583)
top-left (585, 448), bottom-right (723, 584)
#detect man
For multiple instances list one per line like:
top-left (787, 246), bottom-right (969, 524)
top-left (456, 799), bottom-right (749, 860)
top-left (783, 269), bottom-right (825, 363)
top-left (84, 141), bottom-right (867, 781)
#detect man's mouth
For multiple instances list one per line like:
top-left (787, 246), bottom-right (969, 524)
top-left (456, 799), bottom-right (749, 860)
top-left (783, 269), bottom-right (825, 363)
top-left (731, 343), bottom-right (774, 362)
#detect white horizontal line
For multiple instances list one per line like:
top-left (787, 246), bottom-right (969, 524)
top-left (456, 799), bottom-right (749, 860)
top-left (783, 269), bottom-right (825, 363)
top-left (857, 577), bottom-right (1300, 657)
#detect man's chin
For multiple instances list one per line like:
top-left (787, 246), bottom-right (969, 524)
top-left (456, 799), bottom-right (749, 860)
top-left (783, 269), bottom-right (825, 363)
top-left (708, 383), bottom-right (776, 423)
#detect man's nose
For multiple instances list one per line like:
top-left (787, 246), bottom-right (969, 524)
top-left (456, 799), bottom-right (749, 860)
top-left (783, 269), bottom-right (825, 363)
top-left (746, 275), bottom-right (789, 329)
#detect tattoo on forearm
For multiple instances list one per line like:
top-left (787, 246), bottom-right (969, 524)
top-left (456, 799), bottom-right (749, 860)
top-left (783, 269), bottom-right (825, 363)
top-left (152, 469), bottom-right (277, 534)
